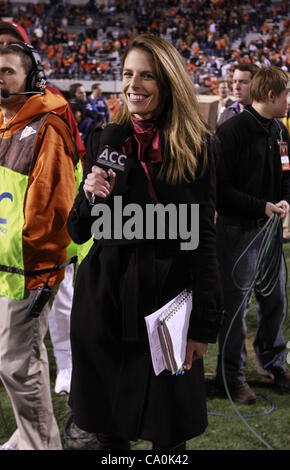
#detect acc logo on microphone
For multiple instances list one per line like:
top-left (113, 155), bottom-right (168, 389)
top-left (97, 145), bottom-right (127, 172)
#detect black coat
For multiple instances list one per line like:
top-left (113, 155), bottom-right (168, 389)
top-left (216, 105), bottom-right (290, 218)
top-left (67, 126), bottom-right (222, 447)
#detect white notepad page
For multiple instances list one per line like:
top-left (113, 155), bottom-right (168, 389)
top-left (145, 290), bottom-right (192, 375)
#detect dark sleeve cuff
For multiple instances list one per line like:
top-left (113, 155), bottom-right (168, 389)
top-left (67, 190), bottom-right (93, 244)
top-left (187, 307), bottom-right (225, 344)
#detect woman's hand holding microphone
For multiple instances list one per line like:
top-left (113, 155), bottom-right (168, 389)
top-left (84, 166), bottom-right (116, 202)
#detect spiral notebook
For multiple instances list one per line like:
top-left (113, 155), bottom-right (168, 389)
top-left (145, 289), bottom-right (192, 376)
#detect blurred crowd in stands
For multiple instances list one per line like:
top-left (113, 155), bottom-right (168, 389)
top-left (0, 0), bottom-right (288, 96)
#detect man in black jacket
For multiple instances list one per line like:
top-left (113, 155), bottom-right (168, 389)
top-left (215, 66), bottom-right (290, 404)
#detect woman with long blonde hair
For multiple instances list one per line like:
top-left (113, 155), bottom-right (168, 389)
top-left (67, 33), bottom-right (222, 451)
top-left (115, 33), bottom-right (210, 184)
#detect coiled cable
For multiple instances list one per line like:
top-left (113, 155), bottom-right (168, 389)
top-left (221, 213), bottom-right (286, 450)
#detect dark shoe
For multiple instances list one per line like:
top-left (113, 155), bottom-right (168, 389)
top-left (271, 367), bottom-right (290, 392)
top-left (96, 433), bottom-right (131, 450)
top-left (206, 379), bottom-right (227, 398)
top-left (63, 414), bottom-right (100, 450)
top-left (229, 382), bottom-right (257, 405)
top-left (256, 365), bottom-right (274, 380)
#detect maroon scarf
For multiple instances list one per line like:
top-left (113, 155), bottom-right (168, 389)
top-left (122, 116), bottom-right (162, 163)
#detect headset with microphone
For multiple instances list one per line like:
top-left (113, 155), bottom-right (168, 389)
top-left (0, 42), bottom-right (47, 98)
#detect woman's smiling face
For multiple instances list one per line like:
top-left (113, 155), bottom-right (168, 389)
top-left (122, 48), bottom-right (160, 120)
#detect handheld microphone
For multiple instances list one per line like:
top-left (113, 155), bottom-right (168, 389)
top-left (96, 123), bottom-right (128, 172)
top-left (90, 123), bottom-right (128, 205)
top-left (0, 88), bottom-right (43, 98)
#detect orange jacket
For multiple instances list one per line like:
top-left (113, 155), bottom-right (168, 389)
top-left (46, 85), bottom-right (86, 163)
top-left (0, 89), bottom-right (76, 290)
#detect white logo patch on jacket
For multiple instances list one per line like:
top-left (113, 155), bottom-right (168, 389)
top-left (20, 126), bottom-right (37, 141)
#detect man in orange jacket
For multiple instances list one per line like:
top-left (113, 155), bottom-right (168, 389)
top-left (0, 43), bottom-right (75, 450)
top-left (0, 20), bottom-right (84, 396)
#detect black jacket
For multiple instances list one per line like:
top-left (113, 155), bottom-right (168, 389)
top-left (216, 105), bottom-right (290, 219)
top-left (69, 127), bottom-right (222, 342)
top-left (217, 101), bottom-right (240, 127)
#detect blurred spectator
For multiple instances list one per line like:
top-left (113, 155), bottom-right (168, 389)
top-left (88, 83), bottom-right (111, 125)
top-left (217, 80), bottom-right (234, 120)
top-left (107, 93), bottom-right (121, 118)
top-left (69, 82), bottom-right (102, 143)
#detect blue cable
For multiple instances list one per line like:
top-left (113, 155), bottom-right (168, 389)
top-left (208, 393), bottom-right (275, 418)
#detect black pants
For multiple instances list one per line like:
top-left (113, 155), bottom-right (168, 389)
top-left (216, 220), bottom-right (287, 384)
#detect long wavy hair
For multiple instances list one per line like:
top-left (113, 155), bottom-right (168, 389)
top-left (114, 33), bottom-right (210, 184)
